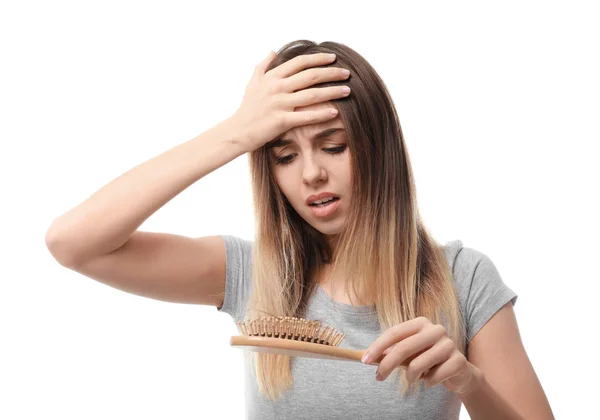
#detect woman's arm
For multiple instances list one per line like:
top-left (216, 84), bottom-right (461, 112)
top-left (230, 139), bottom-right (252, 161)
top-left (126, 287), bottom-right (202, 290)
top-left (462, 302), bottom-right (555, 420)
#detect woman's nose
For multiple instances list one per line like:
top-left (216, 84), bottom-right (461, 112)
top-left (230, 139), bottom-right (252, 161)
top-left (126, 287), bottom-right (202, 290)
top-left (302, 158), bottom-right (327, 185)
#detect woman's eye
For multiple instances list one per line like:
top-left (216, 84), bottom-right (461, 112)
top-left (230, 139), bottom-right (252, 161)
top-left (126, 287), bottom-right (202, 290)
top-left (324, 146), bottom-right (347, 154)
top-left (275, 145), bottom-right (347, 166)
top-left (275, 155), bottom-right (294, 166)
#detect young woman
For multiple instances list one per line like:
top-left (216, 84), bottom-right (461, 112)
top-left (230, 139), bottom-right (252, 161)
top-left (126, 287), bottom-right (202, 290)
top-left (46, 41), bottom-right (554, 419)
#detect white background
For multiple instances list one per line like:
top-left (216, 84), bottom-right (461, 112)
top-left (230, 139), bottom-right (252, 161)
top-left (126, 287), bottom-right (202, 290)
top-left (2, 1), bottom-right (598, 418)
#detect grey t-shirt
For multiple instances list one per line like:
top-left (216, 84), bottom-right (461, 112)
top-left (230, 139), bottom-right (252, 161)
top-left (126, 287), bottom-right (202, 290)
top-left (217, 235), bottom-right (518, 420)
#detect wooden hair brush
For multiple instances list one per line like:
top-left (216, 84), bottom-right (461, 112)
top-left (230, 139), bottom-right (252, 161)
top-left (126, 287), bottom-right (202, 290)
top-left (230, 316), bottom-right (386, 365)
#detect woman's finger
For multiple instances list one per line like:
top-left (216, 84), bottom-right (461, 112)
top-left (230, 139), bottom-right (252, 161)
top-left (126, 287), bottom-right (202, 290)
top-left (254, 51), bottom-right (277, 75)
top-left (268, 52), bottom-right (336, 80)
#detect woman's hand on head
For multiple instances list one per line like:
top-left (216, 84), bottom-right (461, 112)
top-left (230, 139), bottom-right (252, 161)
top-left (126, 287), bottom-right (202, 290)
top-left (229, 51), bottom-right (352, 154)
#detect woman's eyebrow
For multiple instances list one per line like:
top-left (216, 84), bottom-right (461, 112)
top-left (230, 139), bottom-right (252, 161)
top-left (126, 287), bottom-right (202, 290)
top-left (267, 127), bottom-right (345, 149)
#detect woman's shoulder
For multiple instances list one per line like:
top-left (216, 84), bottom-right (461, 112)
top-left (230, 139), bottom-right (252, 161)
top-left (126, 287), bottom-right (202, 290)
top-left (442, 239), bottom-right (518, 311)
top-left (220, 235), bottom-right (254, 254)
top-left (442, 239), bottom-right (494, 296)
top-left (442, 239), bottom-right (492, 275)
top-left (442, 239), bottom-right (464, 273)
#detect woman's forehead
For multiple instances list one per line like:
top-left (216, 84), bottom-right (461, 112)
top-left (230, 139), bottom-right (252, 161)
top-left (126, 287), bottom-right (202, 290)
top-left (282, 117), bottom-right (342, 137)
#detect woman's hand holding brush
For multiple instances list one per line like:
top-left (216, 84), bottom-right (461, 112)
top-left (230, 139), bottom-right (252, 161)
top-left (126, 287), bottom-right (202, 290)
top-left (362, 316), bottom-right (480, 397)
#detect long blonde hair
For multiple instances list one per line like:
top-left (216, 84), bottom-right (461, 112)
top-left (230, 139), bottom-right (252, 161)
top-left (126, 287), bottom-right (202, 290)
top-left (246, 40), bottom-right (465, 400)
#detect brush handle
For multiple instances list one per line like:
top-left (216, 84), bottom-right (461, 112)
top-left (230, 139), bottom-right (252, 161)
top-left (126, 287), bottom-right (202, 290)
top-left (230, 336), bottom-right (387, 365)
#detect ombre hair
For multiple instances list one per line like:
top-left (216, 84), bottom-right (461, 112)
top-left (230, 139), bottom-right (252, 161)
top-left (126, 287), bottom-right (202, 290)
top-left (245, 40), bottom-right (465, 400)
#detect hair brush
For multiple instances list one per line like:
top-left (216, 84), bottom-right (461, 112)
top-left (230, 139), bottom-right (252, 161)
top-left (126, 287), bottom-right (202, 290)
top-left (230, 316), bottom-right (392, 365)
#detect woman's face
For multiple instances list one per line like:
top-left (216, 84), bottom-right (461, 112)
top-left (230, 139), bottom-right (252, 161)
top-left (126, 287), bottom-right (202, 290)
top-left (269, 101), bottom-right (352, 239)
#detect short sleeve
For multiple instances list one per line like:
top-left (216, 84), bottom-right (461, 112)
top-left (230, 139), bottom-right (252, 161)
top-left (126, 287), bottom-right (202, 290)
top-left (216, 235), bottom-right (254, 323)
top-left (451, 245), bottom-right (518, 344)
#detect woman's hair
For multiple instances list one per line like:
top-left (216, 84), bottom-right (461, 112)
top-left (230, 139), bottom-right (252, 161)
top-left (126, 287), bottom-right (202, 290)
top-left (245, 40), bottom-right (465, 400)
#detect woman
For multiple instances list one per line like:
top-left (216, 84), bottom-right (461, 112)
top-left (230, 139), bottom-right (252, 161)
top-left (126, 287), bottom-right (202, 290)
top-left (46, 40), bottom-right (554, 419)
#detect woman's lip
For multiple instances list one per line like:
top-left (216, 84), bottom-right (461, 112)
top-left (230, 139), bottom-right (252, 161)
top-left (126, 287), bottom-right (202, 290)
top-left (307, 196), bottom-right (340, 206)
top-left (309, 197), bottom-right (341, 218)
top-left (305, 193), bottom-right (340, 205)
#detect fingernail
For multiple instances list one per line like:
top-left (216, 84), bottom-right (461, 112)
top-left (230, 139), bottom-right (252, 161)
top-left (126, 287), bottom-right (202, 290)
top-left (376, 368), bottom-right (383, 381)
top-left (362, 352), bottom-right (371, 364)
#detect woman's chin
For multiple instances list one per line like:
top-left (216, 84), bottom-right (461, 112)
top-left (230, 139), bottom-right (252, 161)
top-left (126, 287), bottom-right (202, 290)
top-left (310, 219), bottom-right (345, 236)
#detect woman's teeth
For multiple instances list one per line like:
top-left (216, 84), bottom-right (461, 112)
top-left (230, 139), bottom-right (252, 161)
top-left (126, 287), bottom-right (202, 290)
top-left (310, 197), bottom-right (338, 206)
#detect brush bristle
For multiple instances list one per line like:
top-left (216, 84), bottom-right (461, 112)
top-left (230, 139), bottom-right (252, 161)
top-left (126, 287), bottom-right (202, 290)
top-left (236, 316), bottom-right (345, 347)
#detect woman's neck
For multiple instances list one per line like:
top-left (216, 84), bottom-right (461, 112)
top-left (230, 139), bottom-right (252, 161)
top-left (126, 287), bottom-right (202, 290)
top-left (316, 264), bottom-right (375, 306)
